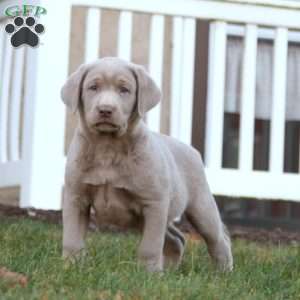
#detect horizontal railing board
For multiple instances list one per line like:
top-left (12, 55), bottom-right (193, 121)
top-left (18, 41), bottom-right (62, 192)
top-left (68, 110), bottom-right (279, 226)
top-left (70, 0), bottom-right (300, 29)
top-left (0, 161), bottom-right (22, 187)
top-left (225, 0), bottom-right (300, 10)
top-left (227, 24), bottom-right (300, 42)
top-left (206, 168), bottom-right (300, 201)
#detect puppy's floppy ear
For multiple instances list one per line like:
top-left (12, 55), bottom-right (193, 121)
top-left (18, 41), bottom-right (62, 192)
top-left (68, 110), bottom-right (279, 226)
top-left (130, 63), bottom-right (161, 117)
top-left (61, 64), bottom-right (90, 113)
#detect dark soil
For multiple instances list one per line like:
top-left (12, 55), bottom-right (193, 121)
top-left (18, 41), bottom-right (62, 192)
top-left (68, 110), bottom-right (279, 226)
top-left (1, 204), bottom-right (299, 245)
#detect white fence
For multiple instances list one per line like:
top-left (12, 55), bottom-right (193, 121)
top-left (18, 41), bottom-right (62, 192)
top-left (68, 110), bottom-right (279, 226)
top-left (0, 0), bottom-right (300, 209)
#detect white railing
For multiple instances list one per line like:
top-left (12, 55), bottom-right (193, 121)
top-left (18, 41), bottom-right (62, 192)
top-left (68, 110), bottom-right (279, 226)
top-left (0, 19), bottom-right (24, 187)
top-left (205, 18), bottom-right (300, 201)
top-left (0, 0), bottom-right (70, 209)
top-left (1, 0), bottom-right (300, 209)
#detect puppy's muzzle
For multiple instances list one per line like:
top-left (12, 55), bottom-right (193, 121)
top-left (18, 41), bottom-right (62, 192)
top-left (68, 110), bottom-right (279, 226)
top-left (97, 105), bottom-right (116, 119)
top-left (93, 104), bottom-right (120, 132)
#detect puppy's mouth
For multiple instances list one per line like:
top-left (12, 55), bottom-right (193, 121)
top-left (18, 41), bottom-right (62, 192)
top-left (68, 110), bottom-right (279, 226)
top-left (93, 121), bottom-right (120, 132)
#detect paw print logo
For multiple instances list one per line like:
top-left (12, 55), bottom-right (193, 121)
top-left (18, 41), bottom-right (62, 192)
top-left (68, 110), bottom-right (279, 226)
top-left (5, 16), bottom-right (45, 48)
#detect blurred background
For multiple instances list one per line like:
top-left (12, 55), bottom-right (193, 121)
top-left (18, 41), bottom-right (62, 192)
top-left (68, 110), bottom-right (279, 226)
top-left (0, 0), bottom-right (300, 231)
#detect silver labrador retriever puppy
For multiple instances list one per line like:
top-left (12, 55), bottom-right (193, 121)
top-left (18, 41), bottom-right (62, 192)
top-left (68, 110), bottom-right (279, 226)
top-left (61, 57), bottom-right (233, 272)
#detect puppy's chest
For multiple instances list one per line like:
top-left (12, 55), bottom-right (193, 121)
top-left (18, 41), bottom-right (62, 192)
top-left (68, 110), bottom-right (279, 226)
top-left (91, 184), bottom-right (143, 229)
top-left (81, 149), bottom-right (134, 188)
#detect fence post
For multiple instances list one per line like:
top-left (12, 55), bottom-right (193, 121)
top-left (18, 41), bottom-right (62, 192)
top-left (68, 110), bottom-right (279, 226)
top-left (205, 21), bottom-right (227, 169)
top-left (20, 0), bottom-right (71, 209)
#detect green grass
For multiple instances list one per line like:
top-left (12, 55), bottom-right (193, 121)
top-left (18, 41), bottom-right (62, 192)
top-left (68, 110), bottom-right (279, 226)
top-left (0, 217), bottom-right (300, 300)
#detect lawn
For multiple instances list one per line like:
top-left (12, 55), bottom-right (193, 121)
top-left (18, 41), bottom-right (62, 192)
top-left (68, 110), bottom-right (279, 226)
top-left (0, 217), bottom-right (299, 300)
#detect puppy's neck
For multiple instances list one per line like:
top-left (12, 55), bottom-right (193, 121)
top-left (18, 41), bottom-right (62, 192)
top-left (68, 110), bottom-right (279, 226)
top-left (76, 116), bottom-right (148, 169)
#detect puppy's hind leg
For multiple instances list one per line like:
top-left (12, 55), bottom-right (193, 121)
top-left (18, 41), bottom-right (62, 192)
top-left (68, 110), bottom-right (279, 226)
top-left (186, 191), bottom-right (233, 272)
top-left (163, 223), bottom-right (186, 269)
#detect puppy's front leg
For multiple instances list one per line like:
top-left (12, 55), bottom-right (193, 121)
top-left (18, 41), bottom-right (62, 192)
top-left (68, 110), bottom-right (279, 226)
top-left (138, 201), bottom-right (168, 272)
top-left (62, 187), bottom-right (90, 260)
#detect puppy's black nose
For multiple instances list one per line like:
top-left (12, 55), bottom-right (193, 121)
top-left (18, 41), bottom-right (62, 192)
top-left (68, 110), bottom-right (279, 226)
top-left (98, 105), bottom-right (113, 118)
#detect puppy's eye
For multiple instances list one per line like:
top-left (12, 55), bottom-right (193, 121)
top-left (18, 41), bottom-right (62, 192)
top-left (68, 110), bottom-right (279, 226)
top-left (119, 86), bottom-right (130, 94)
top-left (88, 84), bottom-right (98, 91)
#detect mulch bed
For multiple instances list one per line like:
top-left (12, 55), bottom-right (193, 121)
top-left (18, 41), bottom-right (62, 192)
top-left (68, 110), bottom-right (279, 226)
top-left (1, 204), bottom-right (300, 245)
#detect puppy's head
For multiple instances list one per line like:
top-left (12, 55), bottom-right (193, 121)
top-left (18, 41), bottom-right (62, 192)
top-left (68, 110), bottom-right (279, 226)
top-left (61, 57), bottom-right (161, 136)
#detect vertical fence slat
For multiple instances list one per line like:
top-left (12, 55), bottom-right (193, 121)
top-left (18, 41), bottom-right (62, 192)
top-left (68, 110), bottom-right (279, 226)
top-left (170, 17), bottom-right (184, 139)
top-left (0, 23), bottom-right (4, 86)
top-left (20, 2), bottom-right (72, 209)
top-left (147, 14), bottom-right (165, 132)
top-left (239, 24), bottom-right (257, 171)
top-left (270, 27), bottom-right (288, 173)
top-left (178, 18), bottom-right (196, 144)
top-left (171, 17), bottom-right (196, 144)
top-left (205, 21), bottom-right (227, 168)
top-left (0, 37), bottom-right (12, 163)
top-left (85, 8), bottom-right (101, 62)
top-left (9, 47), bottom-right (25, 161)
top-left (0, 24), bottom-right (4, 162)
top-left (117, 11), bottom-right (133, 60)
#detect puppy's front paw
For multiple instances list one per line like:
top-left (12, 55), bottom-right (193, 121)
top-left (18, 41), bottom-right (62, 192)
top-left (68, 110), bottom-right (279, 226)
top-left (214, 254), bottom-right (233, 272)
top-left (138, 253), bottom-right (163, 272)
top-left (62, 247), bottom-right (87, 264)
top-left (142, 259), bottom-right (163, 273)
top-left (210, 239), bottom-right (233, 272)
